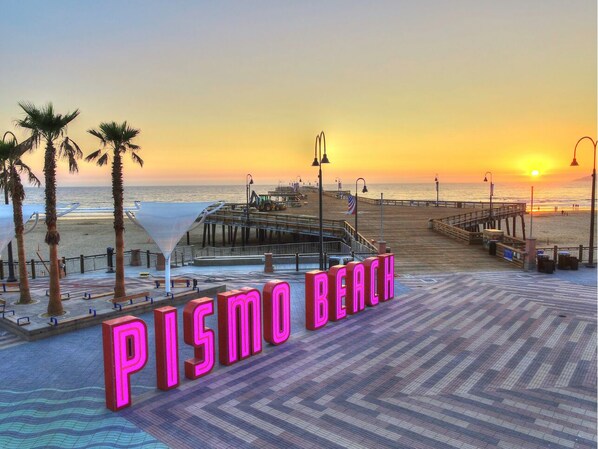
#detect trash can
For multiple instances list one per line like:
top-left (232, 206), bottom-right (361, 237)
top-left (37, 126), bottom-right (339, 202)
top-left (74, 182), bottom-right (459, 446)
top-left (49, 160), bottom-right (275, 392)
top-left (543, 259), bottom-right (555, 274)
top-left (489, 241), bottom-right (497, 256)
top-left (557, 251), bottom-right (571, 270)
top-left (130, 249), bottom-right (141, 266)
top-left (328, 256), bottom-right (342, 267)
top-left (537, 254), bottom-right (549, 272)
top-left (569, 256), bottom-right (579, 271)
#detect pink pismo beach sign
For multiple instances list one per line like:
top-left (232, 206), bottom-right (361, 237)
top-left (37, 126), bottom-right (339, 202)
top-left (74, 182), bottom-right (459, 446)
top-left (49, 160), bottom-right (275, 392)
top-left (102, 254), bottom-right (395, 411)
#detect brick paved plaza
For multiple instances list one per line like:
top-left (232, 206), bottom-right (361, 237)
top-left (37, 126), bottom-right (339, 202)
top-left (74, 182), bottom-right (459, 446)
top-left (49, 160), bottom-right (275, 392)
top-left (0, 266), bottom-right (596, 448)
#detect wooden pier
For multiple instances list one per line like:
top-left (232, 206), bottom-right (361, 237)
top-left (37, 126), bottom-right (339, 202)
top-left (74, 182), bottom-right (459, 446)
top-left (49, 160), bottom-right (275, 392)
top-left (194, 187), bottom-right (527, 274)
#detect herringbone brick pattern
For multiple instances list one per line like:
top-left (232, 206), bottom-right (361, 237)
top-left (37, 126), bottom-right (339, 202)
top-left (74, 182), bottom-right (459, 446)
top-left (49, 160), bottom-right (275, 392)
top-left (123, 273), bottom-right (597, 448)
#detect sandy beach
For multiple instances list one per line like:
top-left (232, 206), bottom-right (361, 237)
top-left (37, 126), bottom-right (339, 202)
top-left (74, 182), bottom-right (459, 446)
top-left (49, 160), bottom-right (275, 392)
top-left (2, 208), bottom-right (593, 263)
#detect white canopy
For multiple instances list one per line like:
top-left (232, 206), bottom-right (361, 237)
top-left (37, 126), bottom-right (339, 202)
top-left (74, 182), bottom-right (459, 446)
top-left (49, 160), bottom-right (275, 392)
top-left (0, 204), bottom-right (42, 254)
top-left (128, 201), bottom-right (224, 293)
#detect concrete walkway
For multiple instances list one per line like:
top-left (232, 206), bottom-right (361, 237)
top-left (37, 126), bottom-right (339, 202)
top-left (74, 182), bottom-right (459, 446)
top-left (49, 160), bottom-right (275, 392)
top-left (0, 265), bottom-right (595, 448)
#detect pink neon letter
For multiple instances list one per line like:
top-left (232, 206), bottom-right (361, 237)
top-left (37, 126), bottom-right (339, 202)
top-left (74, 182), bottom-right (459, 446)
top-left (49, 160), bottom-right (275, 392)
top-left (263, 281), bottom-right (291, 345)
top-left (305, 271), bottom-right (328, 330)
top-left (102, 316), bottom-right (148, 411)
top-left (364, 257), bottom-right (379, 307)
top-left (346, 261), bottom-right (365, 315)
top-left (183, 298), bottom-right (215, 380)
top-left (378, 253), bottom-right (395, 301)
top-left (218, 288), bottom-right (262, 365)
top-left (328, 266), bottom-right (347, 321)
top-left (155, 307), bottom-right (179, 390)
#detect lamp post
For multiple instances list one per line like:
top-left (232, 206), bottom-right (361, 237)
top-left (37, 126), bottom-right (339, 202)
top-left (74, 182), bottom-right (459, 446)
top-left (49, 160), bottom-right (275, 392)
top-left (311, 131), bottom-right (330, 270)
top-left (571, 136), bottom-right (596, 268)
top-left (1, 131), bottom-right (18, 282)
top-left (435, 174), bottom-right (439, 206)
top-left (483, 171), bottom-right (494, 224)
top-left (245, 174), bottom-right (254, 244)
top-left (354, 177), bottom-right (368, 240)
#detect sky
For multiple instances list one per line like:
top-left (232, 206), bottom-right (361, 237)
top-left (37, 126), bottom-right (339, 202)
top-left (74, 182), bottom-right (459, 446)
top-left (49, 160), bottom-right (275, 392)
top-left (0, 0), bottom-right (596, 187)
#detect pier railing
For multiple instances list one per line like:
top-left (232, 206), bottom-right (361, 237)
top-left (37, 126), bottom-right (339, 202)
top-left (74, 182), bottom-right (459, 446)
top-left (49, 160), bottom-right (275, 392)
top-left (205, 208), bottom-right (347, 239)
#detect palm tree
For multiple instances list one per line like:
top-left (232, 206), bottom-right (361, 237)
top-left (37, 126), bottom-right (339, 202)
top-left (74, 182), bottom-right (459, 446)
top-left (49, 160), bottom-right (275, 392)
top-left (86, 122), bottom-right (143, 298)
top-left (0, 132), bottom-right (41, 304)
top-left (17, 102), bottom-right (82, 316)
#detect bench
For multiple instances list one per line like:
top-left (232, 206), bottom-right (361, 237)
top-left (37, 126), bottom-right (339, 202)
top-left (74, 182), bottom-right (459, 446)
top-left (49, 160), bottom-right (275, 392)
top-left (83, 291), bottom-right (114, 300)
top-left (154, 278), bottom-right (196, 289)
top-left (111, 291), bottom-right (151, 310)
top-left (1, 282), bottom-right (19, 293)
top-left (4, 314), bottom-right (30, 326)
top-left (45, 290), bottom-right (71, 300)
top-left (48, 308), bottom-right (97, 327)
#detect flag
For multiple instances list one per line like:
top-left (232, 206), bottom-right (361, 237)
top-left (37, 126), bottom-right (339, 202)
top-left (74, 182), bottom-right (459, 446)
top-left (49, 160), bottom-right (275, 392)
top-left (347, 194), bottom-right (356, 215)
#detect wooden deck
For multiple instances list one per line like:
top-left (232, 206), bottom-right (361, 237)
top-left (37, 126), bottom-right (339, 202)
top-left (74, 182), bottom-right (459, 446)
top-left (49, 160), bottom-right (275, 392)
top-left (277, 189), bottom-right (519, 274)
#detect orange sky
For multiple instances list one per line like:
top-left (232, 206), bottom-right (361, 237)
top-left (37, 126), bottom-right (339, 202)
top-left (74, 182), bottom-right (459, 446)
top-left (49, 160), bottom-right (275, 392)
top-left (0, 1), bottom-right (595, 186)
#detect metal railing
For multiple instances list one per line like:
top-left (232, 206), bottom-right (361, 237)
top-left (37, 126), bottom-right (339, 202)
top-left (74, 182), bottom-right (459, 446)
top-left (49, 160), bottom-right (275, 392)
top-left (536, 245), bottom-right (597, 264)
top-left (194, 240), bottom-right (351, 257)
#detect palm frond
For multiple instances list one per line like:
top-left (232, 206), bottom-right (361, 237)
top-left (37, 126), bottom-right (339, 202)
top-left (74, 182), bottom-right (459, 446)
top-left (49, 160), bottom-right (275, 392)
top-left (15, 161), bottom-right (41, 187)
top-left (59, 137), bottom-right (83, 160)
top-left (131, 152), bottom-right (144, 167)
top-left (85, 149), bottom-right (104, 163)
top-left (87, 128), bottom-right (107, 145)
top-left (97, 153), bottom-right (109, 166)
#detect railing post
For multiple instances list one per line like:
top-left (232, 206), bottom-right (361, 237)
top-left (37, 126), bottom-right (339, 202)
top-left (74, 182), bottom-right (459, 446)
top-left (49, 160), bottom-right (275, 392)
top-left (295, 253), bottom-right (299, 272)
top-left (30, 259), bottom-right (36, 279)
top-left (146, 250), bottom-right (151, 268)
top-left (579, 244), bottom-right (584, 263)
top-left (324, 252), bottom-right (328, 270)
top-left (80, 254), bottom-right (85, 274)
top-left (62, 257), bottom-right (67, 276)
top-left (553, 245), bottom-right (558, 266)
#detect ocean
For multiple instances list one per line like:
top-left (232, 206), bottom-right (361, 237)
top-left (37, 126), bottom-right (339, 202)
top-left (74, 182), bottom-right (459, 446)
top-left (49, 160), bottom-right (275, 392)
top-left (21, 181), bottom-right (593, 217)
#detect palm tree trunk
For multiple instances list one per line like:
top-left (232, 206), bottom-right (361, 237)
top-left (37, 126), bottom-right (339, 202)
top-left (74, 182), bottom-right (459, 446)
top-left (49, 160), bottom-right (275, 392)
top-left (10, 168), bottom-right (32, 304)
top-left (44, 139), bottom-right (63, 316)
top-left (113, 151), bottom-right (126, 298)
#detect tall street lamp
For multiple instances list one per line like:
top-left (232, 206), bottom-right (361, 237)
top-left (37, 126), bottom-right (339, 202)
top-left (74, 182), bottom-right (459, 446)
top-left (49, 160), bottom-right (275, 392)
top-left (354, 177), bottom-right (368, 239)
top-left (245, 174), bottom-right (254, 244)
top-left (483, 171), bottom-right (494, 224)
top-left (434, 174), bottom-right (439, 206)
top-left (1, 131), bottom-right (18, 282)
top-left (311, 131), bottom-right (330, 270)
top-left (571, 136), bottom-right (596, 268)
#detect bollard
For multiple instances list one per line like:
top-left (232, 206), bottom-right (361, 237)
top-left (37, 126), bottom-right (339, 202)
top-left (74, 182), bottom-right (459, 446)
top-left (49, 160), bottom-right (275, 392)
top-left (107, 247), bottom-right (115, 273)
top-left (80, 254), bottom-right (85, 274)
top-left (264, 253), bottom-right (274, 273)
top-left (30, 259), bottom-right (36, 279)
top-left (295, 253), bottom-right (299, 272)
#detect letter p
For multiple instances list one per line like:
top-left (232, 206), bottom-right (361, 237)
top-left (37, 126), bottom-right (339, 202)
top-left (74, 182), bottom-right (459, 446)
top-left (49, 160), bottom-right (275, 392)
top-left (102, 316), bottom-right (148, 411)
